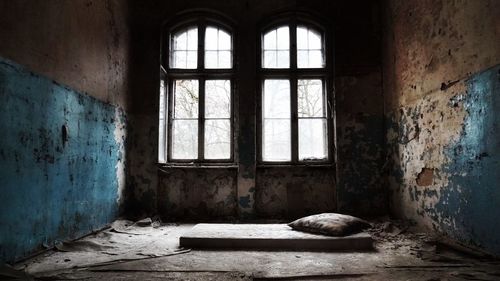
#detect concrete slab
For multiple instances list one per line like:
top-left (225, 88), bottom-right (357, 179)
top-left (179, 223), bottom-right (373, 251)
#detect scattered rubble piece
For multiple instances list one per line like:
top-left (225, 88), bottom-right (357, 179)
top-left (0, 264), bottom-right (34, 281)
top-left (133, 217), bottom-right (153, 227)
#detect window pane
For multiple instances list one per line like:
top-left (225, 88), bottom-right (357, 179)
top-left (298, 79), bottom-right (324, 117)
top-left (297, 50), bottom-right (308, 68)
top-left (205, 27), bottom-right (218, 50)
top-left (297, 27), bottom-right (308, 49)
top-left (218, 51), bottom-right (231, 68)
top-left (174, 80), bottom-right (199, 118)
top-left (296, 26), bottom-right (324, 68)
top-left (309, 50), bottom-right (323, 68)
top-left (299, 119), bottom-right (327, 161)
top-left (263, 26), bottom-right (289, 68)
top-left (159, 80), bottom-right (166, 163)
top-left (186, 50), bottom-right (197, 68)
top-left (276, 26), bottom-right (289, 50)
top-left (187, 28), bottom-right (198, 50)
top-left (173, 51), bottom-right (186, 68)
top-left (263, 29), bottom-right (276, 50)
top-left (206, 80), bottom-right (231, 118)
top-left (276, 50), bottom-right (289, 68)
top-left (171, 27), bottom-right (198, 69)
top-left (174, 31), bottom-right (187, 50)
top-left (263, 119), bottom-right (291, 162)
top-left (264, 80), bottom-right (290, 118)
top-left (172, 120), bottom-right (198, 159)
top-left (205, 50), bottom-right (218, 68)
top-left (205, 119), bottom-right (231, 159)
top-left (205, 27), bottom-right (232, 69)
top-left (219, 30), bottom-right (231, 50)
top-left (308, 29), bottom-right (322, 49)
top-left (263, 51), bottom-right (276, 68)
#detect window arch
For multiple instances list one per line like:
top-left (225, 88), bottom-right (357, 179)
top-left (259, 16), bottom-right (332, 163)
top-left (159, 15), bottom-right (235, 163)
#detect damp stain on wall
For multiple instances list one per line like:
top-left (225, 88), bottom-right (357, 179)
top-left (0, 57), bottom-right (127, 263)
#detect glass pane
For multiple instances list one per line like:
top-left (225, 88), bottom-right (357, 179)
top-left (206, 80), bottom-right (231, 118)
top-left (297, 26), bottom-right (308, 49)
top-left (298, 79), bottom-right (324, 117)
top-left (174, 31), bottom-right (187, 50)
top-left (218, 51), bottom-right (231, 68)
top-left (159, 80), bottom-right (166, 163)
top-left (263, 51), bottom-right (276, 68)
top-left (187, 28), bottom-right (198, 50)
top-left (186, 50), bottom-right (197, 69)
top-left (263, 80), bottom-right (290, 118)
top-left (205, 27), bottom-right (218, 50)
top-left (308, 29), bottom-right (322, 49)
top-left (173, 50), bottom-right (186, 69)
top-left (205, 50), bottom-right (218, 68)
top-left (309, 50), bottom-right (323, 68)
top-left (297, 50), bottom-right (308, 68)
top-left (174, 80), bottom-right (199, 118)
top-left (171, 27), bottom-right (198, 69)
top-left (276, 50), bottom-right (289, 68)
top-left (276, 26), bottom-right (289, 50)
top-left (299, 119), bottom-right (327, 161)
top-left (263, 26), bottom-right (289, 68)
top-left (263, 119), bottom-right (291, 162)
top-left (205, 119), bottom-right (231, 159)
top-left (263, 29), bottom-right (276, 50)
top-left (172, 120), bottom-right (198, 159)
top-left (219, 30), bottom-right (231, 50)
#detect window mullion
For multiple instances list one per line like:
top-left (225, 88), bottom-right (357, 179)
top-left (198, 78), bottom-right (206, 161)
top-left (290, 21), bottom-right (299, 163)
top-left (291, 77), bottom-right (298, 163)
top-left (167, 80), bottom-right (174, 162)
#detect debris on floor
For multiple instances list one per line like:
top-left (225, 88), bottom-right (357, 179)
top-left (9, 218), bottom-right (500, 281)
top-left (14, 219), bottom-right (193, 277)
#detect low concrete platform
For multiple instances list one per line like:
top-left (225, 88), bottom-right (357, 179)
top-left (179, 223), bottom-right (373, 251)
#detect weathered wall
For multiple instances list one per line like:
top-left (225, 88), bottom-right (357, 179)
top-left (336, 72), bottom-right (386, 216)
top-left (127, 0), bottom-right (385, 219)
top-left (158, 168), bottom-right (238, 220)
top-left (256, 167), bottom-right (335, 219)
top-left (0, 58), bottom-right (127, 263)
top-left (0, 0), bottom-right (129, 108)
top-left (384, 0), bottom-right (500, 254)
top-left (0, 0), bottom-right (130, 263)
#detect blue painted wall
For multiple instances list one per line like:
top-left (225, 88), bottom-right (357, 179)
top-left (438, 65), bottom-right (500, 254)
top-left (0, 57), bottom-right (125, 263)
top-left (386, 65), bottom-right (500, 256)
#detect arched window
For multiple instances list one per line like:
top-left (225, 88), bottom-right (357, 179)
top-left (159, 18), bottom-right (234, 163)
top-left (259, 19), bottom-right (331, 163)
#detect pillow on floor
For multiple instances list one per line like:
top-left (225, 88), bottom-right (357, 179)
top-left (288, 213), bottom-right (371, 236)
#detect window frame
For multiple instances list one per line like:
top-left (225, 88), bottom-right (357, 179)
top-left (160, 16), bottom-right (236, 164)
top-left (257, 16), bottom-right (334, 165)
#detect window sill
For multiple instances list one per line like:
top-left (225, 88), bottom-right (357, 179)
top-left (157, 163), bottom-right (238, 170)
top-left (256, 163), bottom-right (335, 169)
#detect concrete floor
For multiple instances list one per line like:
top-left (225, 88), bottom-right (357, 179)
top-left (13, 220), bottom-right (500, 280)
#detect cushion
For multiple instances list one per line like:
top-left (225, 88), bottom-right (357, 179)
top-left (288, 213), bottom-right (371, 236)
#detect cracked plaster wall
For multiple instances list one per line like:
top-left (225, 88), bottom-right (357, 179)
top-left (384, 0), bottom-right (500, 254)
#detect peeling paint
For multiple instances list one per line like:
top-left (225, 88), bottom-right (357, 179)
top-left (0, 57), bottom-right (126, 263)
top-left (157, 168), bottom-right (238, 220)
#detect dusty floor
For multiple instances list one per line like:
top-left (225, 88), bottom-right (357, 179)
top-left (7, 218), bottom-right (500, 280)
